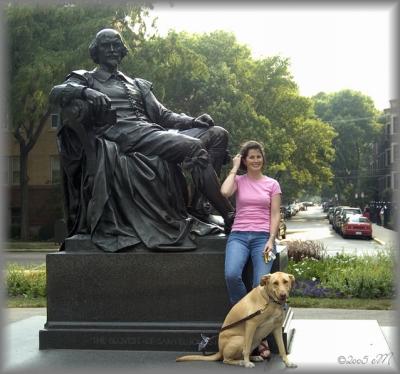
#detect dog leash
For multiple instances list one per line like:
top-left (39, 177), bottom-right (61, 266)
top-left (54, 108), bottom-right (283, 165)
top-left (198, 297), bottom-right (288, 355)
top-left (198, 304), bottom-right (268, 355)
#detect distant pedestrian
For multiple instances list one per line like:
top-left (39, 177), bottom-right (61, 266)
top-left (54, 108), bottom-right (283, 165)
top-left (363, 206), bottom-right (371, 221)
top-left (379, 206), bottom-right (385, 226)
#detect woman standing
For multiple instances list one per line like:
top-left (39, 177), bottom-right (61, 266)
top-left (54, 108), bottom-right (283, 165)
top-left (220, 140), bottom-right (282, 358)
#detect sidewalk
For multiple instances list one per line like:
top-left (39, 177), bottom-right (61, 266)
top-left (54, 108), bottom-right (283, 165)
top-left (371, 223), bottom-right (397, 247)
top-left (3, 307), bottom-right (397, 373)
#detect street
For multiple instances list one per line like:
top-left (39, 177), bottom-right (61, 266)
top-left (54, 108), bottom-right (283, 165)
top-left (2, 206), bottom-right (397, 266)
top-left (283, 205), bottom-right (395, 256)
top-left (3, 251), bottom-right (50, 266)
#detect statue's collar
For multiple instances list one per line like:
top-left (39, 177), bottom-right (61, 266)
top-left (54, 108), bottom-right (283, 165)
top-left (92, 68), bottom-right (135, 85)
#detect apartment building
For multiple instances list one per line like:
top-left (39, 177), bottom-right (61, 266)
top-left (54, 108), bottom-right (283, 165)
top-left (3, 114), bottom-right (62, 239)
top-left (369, 99), bottom-right (399, 227)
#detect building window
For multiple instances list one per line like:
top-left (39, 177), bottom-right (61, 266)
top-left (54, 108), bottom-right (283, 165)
top-left (11, 207), bottom-right (21, 225)
top-left (50, 156), bottom-right (61, 184)
top-left (392, 172), bottom-right (399, 190)
top-left (51, 114), bottom-right (60, 129)
top-left (385, 149), bottom-right (391, 167)
top-left (393, 116), bottom-right (399, 134)
top-left (4, 157), bottom-right (20, 185)
top-left (392, 143), bottom-right (399, 163)
top-left (386, 175), bottom-right (391, 189)
top-left (386, 123), bottom-right (391, 136)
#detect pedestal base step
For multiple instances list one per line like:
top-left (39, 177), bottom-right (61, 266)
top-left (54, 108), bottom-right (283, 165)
top-left (40, 308), bottom-right (294, 353)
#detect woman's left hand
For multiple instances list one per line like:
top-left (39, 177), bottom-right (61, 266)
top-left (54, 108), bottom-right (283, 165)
top-left (263, 238), bottom-right (274, 256)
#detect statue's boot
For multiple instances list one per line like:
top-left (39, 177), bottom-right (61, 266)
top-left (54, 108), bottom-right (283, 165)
top-left (190, 147), bottom-right (230, 220)
top-left (196, 163), bottom-right (235, 234)
top-left (208, 147), bottom-right (229, 177)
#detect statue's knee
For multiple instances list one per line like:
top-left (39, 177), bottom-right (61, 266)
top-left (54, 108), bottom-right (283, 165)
top-left (187, 137), bottom-right (206, 155)
top-left (210, 126), bottom-right (228, 140)
top-left (209, 126), bottom-right (229, 148)
top-left (181, 138), bottom-right (210, 170)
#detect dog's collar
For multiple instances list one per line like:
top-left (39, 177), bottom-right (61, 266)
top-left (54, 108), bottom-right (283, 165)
top-left (267, 293), bottom-right (288, 310)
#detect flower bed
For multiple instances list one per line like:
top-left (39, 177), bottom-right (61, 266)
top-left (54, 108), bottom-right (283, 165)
top-left (287, 241), bottom-right (395, 299)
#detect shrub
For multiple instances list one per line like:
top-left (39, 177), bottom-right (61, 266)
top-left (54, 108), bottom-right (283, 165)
top-left (6, 263), bottom-right (46, 298)
top-left (286, 239), bottom-right (327, 262)
top-left (288, 247), bottom-right (395, 299)
top-left (322, 251), bottom-right (395, 298)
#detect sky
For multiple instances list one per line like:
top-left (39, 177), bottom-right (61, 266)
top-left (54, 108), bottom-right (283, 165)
top-left (148, 2), bottom-right (397, 111)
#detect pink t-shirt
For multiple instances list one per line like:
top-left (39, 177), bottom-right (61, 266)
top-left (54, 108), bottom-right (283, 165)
top-left (231, 174), bottom-right (281, 232)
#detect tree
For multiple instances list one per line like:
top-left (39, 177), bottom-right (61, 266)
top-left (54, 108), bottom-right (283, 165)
top-left (249, 57), bottom-right (336, 199)
top-left (312, 90), bottom-right (382, 205)
top-left (6, 3), bottom-right (154, 239)
top-left (129, 30), bottom-right (336, 201)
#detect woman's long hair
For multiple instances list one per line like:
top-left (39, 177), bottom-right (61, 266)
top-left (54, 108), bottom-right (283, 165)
top-left (238, 140), bottom-right (265, 172)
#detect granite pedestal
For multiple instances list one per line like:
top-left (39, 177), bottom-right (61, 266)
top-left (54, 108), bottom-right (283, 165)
top-left (39, 234), bottom-right (294, 353)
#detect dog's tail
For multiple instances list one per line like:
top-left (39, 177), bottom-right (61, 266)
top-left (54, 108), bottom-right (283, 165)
top-left (176, 352), bottom-right (222, 362)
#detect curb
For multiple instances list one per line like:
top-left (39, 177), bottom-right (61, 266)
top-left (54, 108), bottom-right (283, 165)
top-left (3, 248), bottom-right (59, 253)
top-left (373, 237), bottom-right (385, 246)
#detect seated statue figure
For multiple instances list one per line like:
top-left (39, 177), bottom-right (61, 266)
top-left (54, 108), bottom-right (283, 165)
top-left (50, 28), bottom-right (235, 252)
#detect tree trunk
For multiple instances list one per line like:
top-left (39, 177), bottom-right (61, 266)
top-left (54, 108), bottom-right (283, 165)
top-left (19, 146), bottom-right (29, 241)
top-left (14, 112), bottom-right (50, 241)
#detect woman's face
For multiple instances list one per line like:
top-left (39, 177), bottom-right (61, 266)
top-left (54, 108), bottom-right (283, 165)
top-left (243, 148), bottom-right (264, 172)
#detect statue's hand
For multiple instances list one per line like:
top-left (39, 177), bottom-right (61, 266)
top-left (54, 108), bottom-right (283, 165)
top-left (82, 88), bottom-right (112, 113)
top-left (194, 113), bottom-right (215, 128)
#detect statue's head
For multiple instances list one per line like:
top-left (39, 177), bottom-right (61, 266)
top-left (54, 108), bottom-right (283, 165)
top-left (89, 28), bottom-right (129, 64)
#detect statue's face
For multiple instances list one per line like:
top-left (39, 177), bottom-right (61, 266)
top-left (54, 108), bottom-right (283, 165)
top-left (96, 32), bottom-right (125, 68)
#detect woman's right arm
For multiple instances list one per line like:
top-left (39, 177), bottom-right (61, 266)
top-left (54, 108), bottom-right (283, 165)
top-left (220, 154), bottom-right (241, 198)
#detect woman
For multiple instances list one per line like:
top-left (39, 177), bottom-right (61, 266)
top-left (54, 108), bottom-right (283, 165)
top-left (220, 140), bottom-right (282, 359)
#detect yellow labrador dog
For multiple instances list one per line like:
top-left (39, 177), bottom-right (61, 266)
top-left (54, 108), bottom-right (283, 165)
top-left (176, 271), bottom-right (297, 368)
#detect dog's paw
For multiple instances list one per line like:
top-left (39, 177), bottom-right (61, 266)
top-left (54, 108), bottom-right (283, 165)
top-left (285, 362), bottom-right (298, 368)
top-left (250, 355), bottom-right (264, 362)
top-left (239, 360), bottom-right (255, 368)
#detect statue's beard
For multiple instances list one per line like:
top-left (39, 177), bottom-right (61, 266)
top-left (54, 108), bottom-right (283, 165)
top-left (101, 57), bottom-right (121, 70)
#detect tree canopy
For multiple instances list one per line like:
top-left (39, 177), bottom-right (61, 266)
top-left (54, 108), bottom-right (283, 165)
top-left (312, 89), bottom-right (382, 204)
top-left (129, 30), bottom-right (336, 201)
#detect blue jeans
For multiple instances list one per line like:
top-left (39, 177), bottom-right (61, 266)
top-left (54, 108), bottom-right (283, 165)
top-left (224, 231), bottom-right (275, 305)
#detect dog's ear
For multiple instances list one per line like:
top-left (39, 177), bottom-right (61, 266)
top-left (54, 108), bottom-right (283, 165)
top-left (288, 274), bottom-right (295, 287)
top-left (260, 274), bottom-right (271, 286)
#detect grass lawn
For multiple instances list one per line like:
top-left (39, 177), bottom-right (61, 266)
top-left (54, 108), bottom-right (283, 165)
top-left (7, 296), bottom-right (395, 310)
top-left (288, 296), bottom-right (394, 310)
top-left (8, 296), bottom-right (47, 308)
top-left (2, 241), bottom-right (59, 251)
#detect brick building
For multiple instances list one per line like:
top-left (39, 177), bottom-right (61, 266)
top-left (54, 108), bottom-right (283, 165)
top-left (3, 114), bottom-right (63, 239)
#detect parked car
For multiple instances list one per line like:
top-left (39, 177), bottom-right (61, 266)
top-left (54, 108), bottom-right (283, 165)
top-left (341, 214), bottom-right (372, 239)
top-left (337, 207), bottom-right (363, 234)
top-left (278, 211), bottom-right (287, 239)
top-left (280, 206), bottom-right (291, 219)
top-left (298, 202), bottom-right (307, 211)
top-left (331, 206), bottom-right (347, 231)
top-left (327, 207), bottom-right (335, 223)
top-left (323, 202), bottom-right (334, 212)
top-left (288, 204), bottom-right (297, 216)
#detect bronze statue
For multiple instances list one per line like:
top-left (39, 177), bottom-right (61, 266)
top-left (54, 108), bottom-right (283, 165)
top-left (50, 28), bottom-right (235, 252)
